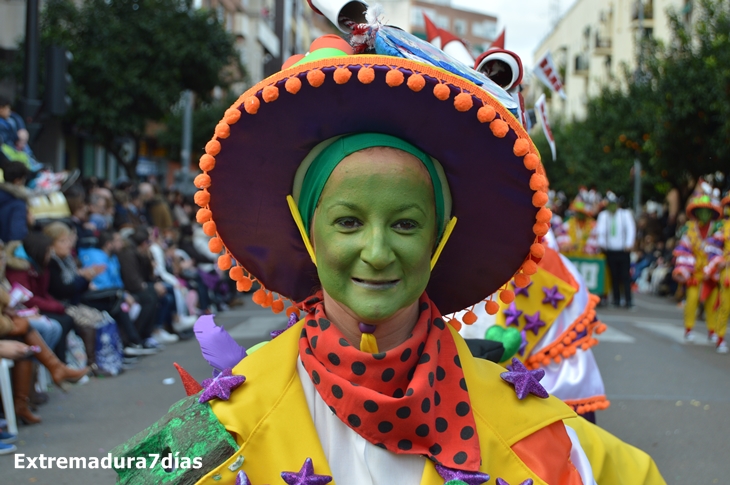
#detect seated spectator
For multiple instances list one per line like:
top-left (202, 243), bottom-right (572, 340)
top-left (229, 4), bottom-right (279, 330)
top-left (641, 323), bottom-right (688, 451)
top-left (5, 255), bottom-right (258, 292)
top-left (88, 193), bottom-right (112, 231)
top-left (0, 161), bottom-right (31, 244)
top-left (66, 194), bottom-right (97, 249)
top-left (0, 96), bottom-right (41, 171)
top-left (139, 182), bottom-right (173, 230)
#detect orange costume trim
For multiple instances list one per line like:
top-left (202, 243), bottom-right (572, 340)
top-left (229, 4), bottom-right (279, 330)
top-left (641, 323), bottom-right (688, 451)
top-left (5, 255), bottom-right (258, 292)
top-left (511, 421), bottom-right (584, 485)
top-left (563, 395), bottom-right (611, 415)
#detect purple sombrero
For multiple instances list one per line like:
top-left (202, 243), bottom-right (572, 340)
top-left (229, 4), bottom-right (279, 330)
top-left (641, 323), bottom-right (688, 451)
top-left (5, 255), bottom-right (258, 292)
top-left (193, 54), bottom-right (550, 316)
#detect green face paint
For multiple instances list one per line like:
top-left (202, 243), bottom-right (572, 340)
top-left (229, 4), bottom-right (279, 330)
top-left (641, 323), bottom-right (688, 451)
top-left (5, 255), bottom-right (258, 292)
top-left (695, 208), bottom-right (712, 224)
top-left (312, 148), bottom-right (437, 323)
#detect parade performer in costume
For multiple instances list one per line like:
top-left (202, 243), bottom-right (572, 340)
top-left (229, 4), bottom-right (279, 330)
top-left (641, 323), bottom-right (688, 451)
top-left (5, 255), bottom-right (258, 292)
top-left (673, 185), bottom-right (722, 341)
top-left (456, 247), bottom-right (610, 423)
top-left (112, 5), bottom-right (664, 484)
top-left (557, 197), bottom-right (599, 256)
top-left (704, 190), bottom-right (730, 353)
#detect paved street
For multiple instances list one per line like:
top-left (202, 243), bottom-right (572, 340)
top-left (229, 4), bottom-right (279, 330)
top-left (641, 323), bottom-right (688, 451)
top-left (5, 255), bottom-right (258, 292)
top-left (3, 293), bottom-right (729, 484)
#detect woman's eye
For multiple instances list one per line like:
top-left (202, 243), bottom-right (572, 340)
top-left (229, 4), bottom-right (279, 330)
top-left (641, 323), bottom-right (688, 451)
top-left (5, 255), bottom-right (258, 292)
top-left (393, 220), bottom-right (419, 231)
top-left (335, 217), bottom-right (362, 229)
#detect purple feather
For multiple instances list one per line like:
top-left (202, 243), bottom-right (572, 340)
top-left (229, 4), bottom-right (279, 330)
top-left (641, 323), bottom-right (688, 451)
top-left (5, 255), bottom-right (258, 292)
top-left (194, 315), bottom-right (247, 372)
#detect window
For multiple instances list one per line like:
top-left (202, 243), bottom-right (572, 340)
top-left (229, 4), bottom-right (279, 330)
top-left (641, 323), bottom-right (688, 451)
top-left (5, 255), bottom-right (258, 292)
top-left (472, 20), bottom-right (497, 40)
top-left (411, 6), bottom-right (425, 28)
top-left (436, 15), bottom-right (450, 29)
top-left (454, 19), bottom-right (467, 36)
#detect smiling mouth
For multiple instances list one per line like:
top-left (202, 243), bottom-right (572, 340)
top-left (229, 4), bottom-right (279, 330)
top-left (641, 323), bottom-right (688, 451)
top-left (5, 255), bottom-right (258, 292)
top-left (351, 278), bottom-right (400, 290)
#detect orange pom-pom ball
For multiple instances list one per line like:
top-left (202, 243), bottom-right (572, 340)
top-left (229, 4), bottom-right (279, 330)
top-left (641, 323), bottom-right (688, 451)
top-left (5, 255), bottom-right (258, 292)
top-left (286, 306), bottom-right (300, 318)
top-left (454, 93), bottom-right (473, 112)
top-left (533, 222), bottom-right (549, 237)
top-left (561, 349), bottom-right (571, 358)
top-left (554, 355), bottom-right (562, 364)
top-left (529, 173), bottom-right (548, 191)
top-left (224, 108), bottom-right (241, 125)
top-left (196, 208), bottom-right (212, 223)
top-left (218, 254), bottom-right (232, 271)
top-left (433, 83), bottom-right (450, 100)
top-left (499, 290), bottom-right (515, 304)
top-left (202, 220), bottom-right (217, 236)
top-left (307, 69), bottom-right (325, 87)
top-left (208, 237), bottom-right (223, 253)
top-left (513, 138), bottom-right (530, 157)
top-left (386, 69), bottom-right (404, 87)
top-left (462, 311), bottom-right (478, 325)
top-left (576, 323), bottom-right (586, 333)
top-left (536, 207), bottom-right (552, 224)
top-left (596, 323), bottom-right (607, 334)
top-left (449, 318), bottom-right (462, 331)
top-left (333, 67), bottom-right (352, 84)
top-left (530, 242), bottom-right (546, 259)
top-left (522, 259), bottom-right (538, 275)
top-left (229, 266), bottom-right (244, 281)
top-left (532, 191), bottom-right (548, 207)
top-left (285, 76), bottom-right (302, 94)
top-left (215, 122), bottom-right (230, 139)
top-left (490, 119), bottom-right (509, 138)
top-left (358, 66), bottom-right (375, 84)
top-left (262, 85), bottom-right (279, 103)
top-left (236, 277), bottom-right (253, 292)
top-left (244, 96), bottom-right (260, 114)
top-left (542, 357), bottom-right (551, 366)
top-left (205, 139), bottom-right (221, 156)
top-left (199, 154), bottom-right (215, 172)
top-left (523, 153), bottom-right (540, 170)
top-left (514, 273), bottom-right (531, 288)
top-left (252, 288), bottom-right (267, 305)
top-left (477, 105), bottom-right (496, 123)
top-left (271, 299), bottom-right (285, 314)
top-left (549, 347), bottom-right (559, 357)
top-left (562, 337), bottom-right (572, 346)
top-left (194, 190), bottom-right (210, 207)
top-left (194, 173), bottom-right (211, 189)
top-left (569, 331), bottom-right (578, 340)
top-left (407, 73), bottom-right (426, 91)
top-left (485, 300), bottom-right (500, 315)
top-left (263, 292), bottom-right (274, 308)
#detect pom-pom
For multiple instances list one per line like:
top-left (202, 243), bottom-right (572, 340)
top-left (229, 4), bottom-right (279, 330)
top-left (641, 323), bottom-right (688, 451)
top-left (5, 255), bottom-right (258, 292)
top-left (568, 331), bottom-right (578, 340)
top-left (218, 254), bottom-right (232, 271)
top-left (554, 355), bottom-right (562, 364)
top-left (477, 105), bottom-right (496, 123)
top-left (224, 108), bottom-right (241, 125)
top-left (462, 311), bottom-right (477, 325)
top-left (533, 222), bottom-right (549, 237)
top-left (532, 191), bottom-right (548, 207)
top-left (205, 139), bottom-right (221, 156)
top-left (334, 67), bottom-right (352, 84)
top-left (513, 138), bottom-right (530, 156)
top-left (523, 153), bottom-right (540, 170)
top-left (576, 323), bottom-right (586, 332)
top-left (485, 300), bottom-right (500, 315)
top-left (499, 290), bottom-right (515, 304)
top-left (286, 306), bottom-right (301, 318)
top-left (262, 85), bottom-right (279, 103)
top-left (514, 273), bottom-right (531, 288)
top-left (214, 122), bottom-right (230, 139)
top-left (562, 337), bottom-right (572, 346)
top-left (229, 266), bottom-right (244, 281)
top-left (529, 173), bottom-right (548, 191)
top-left (271, 298), bottom-right (285, 314)
top-left (596, 323), bottom-right (607, 334)
top-left (208, 237), bottom-right (223, 253)
top-left (549, 347), bottom-right (559, 357)
top-left (449, 318), bottom-right (462, 331)
top-left (285, 76), bottom-right (302, 94)
top-left (358, 67), bottom-right (375, 84)
top-left (202, 220), bottom-right (217, 236)
top-left (244, 96), bottom-right (260, 114)
top-left (252, 288), bottom-right (267, 305)
top-left (199, 154), bottom-right (215, 172)
top-left (542, 357), bottom-right (550, 366)
top-left (433, 83), bottom-right (450, 100)
top-left (194, 173), bottom-right (211, 189)
top-left (194, 190), bottom-right (210, 207)
top-left (407, 73), bottom-right (425, 91)
top-left (454, 93), bottom-right (473, 112)
top-left (236, 277), bottom-right (253, 292)
top-left (490, 119), bottom-right (509, 138)
top-left (530, 242), bottom-right (546, 258)
top-left (196, 208), bottom-right (212, 223)
top-left (522, 259), bottom-right (538, 275)
top-left (386, 69), bottom-right (404, 87)
top-left (307, 69), bottom-right (325, 87)
top-left (536, 207), bottom-right (552, 224)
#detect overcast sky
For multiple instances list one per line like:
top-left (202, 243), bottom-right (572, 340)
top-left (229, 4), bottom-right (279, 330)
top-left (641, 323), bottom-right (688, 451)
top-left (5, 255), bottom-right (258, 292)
top-left (452, 0), bottom-right (579, 68)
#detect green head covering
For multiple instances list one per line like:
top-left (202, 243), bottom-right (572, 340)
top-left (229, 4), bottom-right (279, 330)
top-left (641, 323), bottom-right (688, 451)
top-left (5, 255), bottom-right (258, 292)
top-left (292, 133), bottom-right (451, 239)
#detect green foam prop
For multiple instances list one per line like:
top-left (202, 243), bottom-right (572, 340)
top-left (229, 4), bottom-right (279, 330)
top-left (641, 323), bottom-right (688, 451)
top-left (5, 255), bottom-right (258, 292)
top-left (484, 326), bottom-right (523, 363)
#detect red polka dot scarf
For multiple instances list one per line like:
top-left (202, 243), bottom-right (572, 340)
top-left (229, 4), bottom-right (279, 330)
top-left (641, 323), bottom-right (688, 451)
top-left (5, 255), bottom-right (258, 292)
top-left (298, 293), bottom-right (481, 471)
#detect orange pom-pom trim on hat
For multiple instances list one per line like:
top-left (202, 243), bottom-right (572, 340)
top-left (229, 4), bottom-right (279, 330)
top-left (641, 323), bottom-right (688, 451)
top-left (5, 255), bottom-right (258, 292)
top-left (252, 288), bottom-right (267, 305)
top-left (224, 108), bottom-right (241, 125)
top-left (533, 222), bottom-right (549, 237)
top-left (449, 318), bottom-right (462, 331)
top-left (532, 191), bottom-right (549, 207)
top-left (513, 138), bottom-right (530, 157)
top-left (386, 69), bottom-right (404, 87)
top-left (208, 237), bottom-right (223, 254)
top-left (215, 122), bottom-right (230, 139)
top-left (462, 311), bottom-right (477, 325)
top-left (286, 306), bottom-right (301, 318)
top-left (307, 69), bottom-right (325, 87)
top-left (454, 92), bottom-right (473, 112)
top-left (529, 173), bottom-right (548, 191)
top-left (194, 173), bottom-right (211, 189)
top-left (218, 254), bottom-right (232, 271)
top-left (285, 77), bottom-right (302, 94)
top-left (244, 96), bottom-right (260, 114)
top-left (199, 154), bottom-right (215, 172)
top-left (490, 119), bottom-right (509, 138)
top-left (194, 190), bottom-right (210, 207)
top-left (202, 220), bottom-right (217, 237)
top-left (433, 83), bottom-right (450, 101)
top-left (477, 105), bottom-right (496, 123)
top-left (196, 208), bottom-right (212, 223)
top-left (205, 139), bottom-right (221, 156)
top-left (358, 66), bottom-right (375, 84)
top-left (522, 259), bottom-right (538, 275)
top-left (485, 300), bottom-right (500, 315)
top-left (271, 298), bottom-right (285, 314)
top-left (229, 266), bottom-right (244, 281)
top-left (333, 67), bottom-right (352, 84)
top-left (263, 291), bottom-right (274, 308)
top-left (407, 73), bottom-right (426, 91)
top-left (499, 290), bottom-right (515, 304)
top-left (514, 273), bottom-right (531, 288)
top-left (236, 277), bottom-right (253, 292)
top-left (524, 153), bottom-right (540, 170)
top-left (536, 207), bottom-right (552, 224)
top-left (262, 85), bottom-right (279, 103)
top-left (530, 242), bottom-right (546, 259)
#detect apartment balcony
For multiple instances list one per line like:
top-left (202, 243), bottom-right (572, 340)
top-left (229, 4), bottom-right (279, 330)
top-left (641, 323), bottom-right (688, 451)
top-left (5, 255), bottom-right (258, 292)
top-left (594, 34), bottom-right (612, 56)
top-left (632, 0), bottom-right (655, 28)
top-left (574, 53), bottom-right (589, 76)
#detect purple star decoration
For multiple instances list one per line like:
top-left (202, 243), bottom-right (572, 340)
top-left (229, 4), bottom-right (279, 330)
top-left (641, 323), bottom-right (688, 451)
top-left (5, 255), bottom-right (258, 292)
top-left (541, 285), bottom-right (565, 309)
top-left (281, 457), bottom-right (332, 485)
top-left (198, 368), bottom-right (246, 404)
top-left (496, 479), bottom-right (534, 485)
top-left (503, 302), bottom-right (523, 327)
top-left (518, 330), bottom-right (528, 357)
top-left (522, 312), bottom-right (546, 336)
top-left (435, 464), bottom-right (490, 485)
top-left (512, 280), bottom-right (532, 297)
top-left (500, 358), bottom-right (548, 400)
